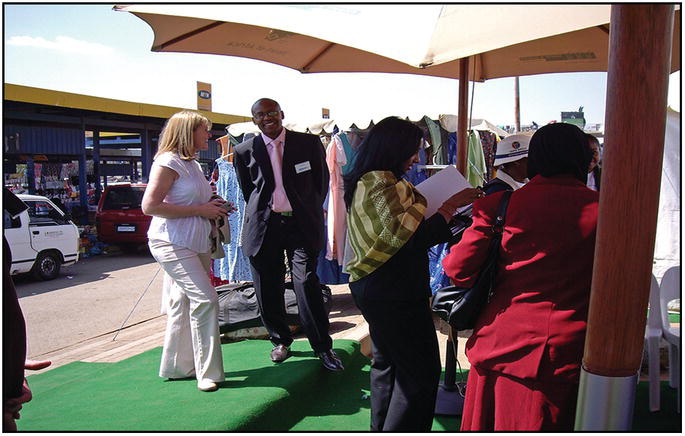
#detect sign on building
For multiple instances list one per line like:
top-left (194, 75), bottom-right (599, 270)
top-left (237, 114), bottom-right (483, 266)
top-left (197, 82), bottom-right (212, 112)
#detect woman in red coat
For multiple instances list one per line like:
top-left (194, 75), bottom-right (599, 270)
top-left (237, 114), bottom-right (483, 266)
top-left (442, 123), bottom-right (598, 431)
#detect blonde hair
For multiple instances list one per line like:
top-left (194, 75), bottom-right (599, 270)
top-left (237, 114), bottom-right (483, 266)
top-left (155, 110), bottom-right (212, 160)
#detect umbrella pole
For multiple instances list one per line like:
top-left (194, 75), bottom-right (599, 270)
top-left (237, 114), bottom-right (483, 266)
top-left (514, 77), bottom-right (521, 133)
top-left (575, 4), bottom-right (675, 430)
top-left (456, 58), bottom-right (469, 176)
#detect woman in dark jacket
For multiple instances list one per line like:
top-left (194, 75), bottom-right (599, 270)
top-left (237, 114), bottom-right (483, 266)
top-left (344, 117), bottom-right (481, 431)
top-left (442, 122), bottom-right (598, 431)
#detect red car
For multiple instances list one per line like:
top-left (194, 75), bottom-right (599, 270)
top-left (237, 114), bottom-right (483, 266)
top-left (95, 183), bottom-right (151, 247)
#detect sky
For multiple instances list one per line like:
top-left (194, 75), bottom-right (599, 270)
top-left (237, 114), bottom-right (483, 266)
top-left (3, 4), bottom-right (681, 128)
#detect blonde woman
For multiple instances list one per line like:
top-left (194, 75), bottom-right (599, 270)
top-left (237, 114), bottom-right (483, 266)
top-left (142, 111), bottom-right (231, 392)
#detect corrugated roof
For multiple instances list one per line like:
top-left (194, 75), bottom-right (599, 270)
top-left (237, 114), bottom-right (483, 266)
top-left (4, 84), bottom-right (251, 126)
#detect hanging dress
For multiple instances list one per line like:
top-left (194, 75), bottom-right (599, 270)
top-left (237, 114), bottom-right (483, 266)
top-left (325, 134), bottom-right (348, 262)
top-left (213, 157), bottom-right (252, 282)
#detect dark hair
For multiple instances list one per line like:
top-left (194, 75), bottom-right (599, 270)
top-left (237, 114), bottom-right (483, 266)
top-left (343, 117), bottom-right (423, 209)
top-left (251, 98), bottom-right (280, 114)
top-left (586, 133), bottom-right (600, 146)
top-left (527, 123), bottom-right (593, 182)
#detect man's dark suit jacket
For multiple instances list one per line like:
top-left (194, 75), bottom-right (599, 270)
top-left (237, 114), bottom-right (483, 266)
top-left (234, 130), bottom-right (329, 258)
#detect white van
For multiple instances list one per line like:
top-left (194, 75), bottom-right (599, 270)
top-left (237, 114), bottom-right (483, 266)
top-left (3, 194), bottom-right (80, 280)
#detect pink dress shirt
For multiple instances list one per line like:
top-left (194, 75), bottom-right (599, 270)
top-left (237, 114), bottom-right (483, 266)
top-left (262, 129), bottom-right (292, 212)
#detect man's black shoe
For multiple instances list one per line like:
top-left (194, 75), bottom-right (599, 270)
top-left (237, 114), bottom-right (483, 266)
top-left (270, 344), bottom-right (290, 363)
top-left (317, 349), bottom-right (344, 371)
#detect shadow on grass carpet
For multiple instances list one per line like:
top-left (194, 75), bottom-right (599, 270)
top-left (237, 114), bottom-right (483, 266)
top-left (19, 339), bottom-right (681, 431)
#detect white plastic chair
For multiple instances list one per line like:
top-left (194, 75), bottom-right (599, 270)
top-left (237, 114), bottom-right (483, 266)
top-left (644, 274), bottom-right (662, 411)
top-left (659, 265), bottom-right (681, 412)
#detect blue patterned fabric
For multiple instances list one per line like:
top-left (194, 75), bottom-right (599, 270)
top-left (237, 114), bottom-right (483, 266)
top-left (317, 196), bottom-right (350, 284)
top-left (213, 158), bottom-right (253, 282)
top-left (429, 242), bottom-right (452, 295)
top-left (403, 146), bottom-right (429, 186)
top-left (447, 132), bottom-right (458, 165)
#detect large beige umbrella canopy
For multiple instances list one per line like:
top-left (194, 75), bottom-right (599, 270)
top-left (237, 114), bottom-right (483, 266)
top-left (116, 4), bottom-right (678, 431)
top-left (114, 4), bottom-right (679, 80)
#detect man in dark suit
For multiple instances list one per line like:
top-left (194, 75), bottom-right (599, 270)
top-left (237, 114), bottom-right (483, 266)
top-left (234, 98), bottom-right (343, 371)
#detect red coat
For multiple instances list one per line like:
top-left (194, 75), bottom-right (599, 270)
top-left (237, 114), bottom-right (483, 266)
top-left (442, 175), bottom-right (599, 382)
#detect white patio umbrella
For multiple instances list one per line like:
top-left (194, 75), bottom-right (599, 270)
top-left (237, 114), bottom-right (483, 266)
top-left (114, 4), bottom-right (681, 80)
top-left (114, 3), bottom-right (680, 174)
top-left (115, 4), bottom-right (680, 431)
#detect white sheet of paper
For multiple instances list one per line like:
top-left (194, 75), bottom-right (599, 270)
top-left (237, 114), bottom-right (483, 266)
top-left (415, 165), bottom-right (473, 218)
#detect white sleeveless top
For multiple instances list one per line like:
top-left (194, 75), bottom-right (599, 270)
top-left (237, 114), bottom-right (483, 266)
top-left (147, 152), bottom-right (213, 253)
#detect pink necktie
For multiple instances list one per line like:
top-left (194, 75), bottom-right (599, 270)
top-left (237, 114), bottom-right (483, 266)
top-left (269, 140), bottom-right (292, 212)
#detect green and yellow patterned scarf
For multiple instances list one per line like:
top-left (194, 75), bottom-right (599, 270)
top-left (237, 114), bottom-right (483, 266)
top-left (346, 171), bottom-right (427, 281)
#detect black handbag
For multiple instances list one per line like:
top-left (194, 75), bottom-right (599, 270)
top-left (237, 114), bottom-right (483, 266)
top-left (446, 204), bottom-right (473, 247)
top-left (431, 190), bottom-right (512, 331)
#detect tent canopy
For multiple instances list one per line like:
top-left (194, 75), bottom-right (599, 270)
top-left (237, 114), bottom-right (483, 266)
top-left (226, 115), bottom-right (509, 137)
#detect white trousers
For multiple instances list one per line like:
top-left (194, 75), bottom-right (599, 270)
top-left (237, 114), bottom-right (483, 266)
top-left (149, 239), bottom-right (225, 383)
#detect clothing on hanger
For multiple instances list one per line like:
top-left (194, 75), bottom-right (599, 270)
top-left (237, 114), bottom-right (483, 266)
top-left (325, 133), bottom-right (348, 262)
top-left (339, 132), bottom-right (358, 177)
top-left (428, 242), bottom-right (452, 294)
top-left (212, 158), bottom-right (252, 282)
top-left (403, 144), bottom-right (428, 186)
top-left (467, 130), bottom-right (487, 187)
top-left (424, 116), bottom-right (447, 165)
top-left (317, 217), bottom-right (350, 284)
top-left (447, 132), bottom-right (457, 165)
top-left (478, 131), bottom-right (498, 181)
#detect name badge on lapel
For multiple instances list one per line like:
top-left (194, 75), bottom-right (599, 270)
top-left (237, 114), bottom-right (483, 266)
top-left (295, 161), bottom-right (312, 174)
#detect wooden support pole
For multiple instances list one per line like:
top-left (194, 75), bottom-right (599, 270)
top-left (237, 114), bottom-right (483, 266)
top-left (582, 3), bottom-right (674, 378)
top-left (456, 57), bottom-right (469, 176)
top-left (576, 6), bottom-right (674, 429)
top-left (514, 77), bottom-right (521, 133)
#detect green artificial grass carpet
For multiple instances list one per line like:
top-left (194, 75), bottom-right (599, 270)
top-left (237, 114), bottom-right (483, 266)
top-left (21, 339), bottom-right (365, 431)
top-left (19, 339), bottom-right (681, 432)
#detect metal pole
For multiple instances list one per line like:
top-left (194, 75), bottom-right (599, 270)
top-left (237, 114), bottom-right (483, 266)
top-left (141, 128), bottom-right (152, 183)
top-left (575, 4), bottom-right (674, 431)
top-left (79, 119), bottom-right (88, 225)
top-left (26, 156), bottom-right (35, 194)
top-left (93, 130), bottom-right (101, 201)
top-left (434, 329), bottom-right (465, 416)
top-left (112, 266), bottom-right (162, 341)
top-left (576, 371), bottom-right (638, 430)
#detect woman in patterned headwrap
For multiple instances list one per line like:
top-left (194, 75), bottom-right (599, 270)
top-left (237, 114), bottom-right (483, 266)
top-left (343, 116), bottom-right (482, 431)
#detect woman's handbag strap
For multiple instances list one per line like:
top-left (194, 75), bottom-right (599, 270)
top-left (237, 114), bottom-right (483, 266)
top-left (492, 190), bottom-right (513, 235)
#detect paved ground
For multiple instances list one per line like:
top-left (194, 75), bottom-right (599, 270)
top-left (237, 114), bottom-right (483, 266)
top-left (15, 249), bottom-right (164, 358)
top-left (16, 249), bottom-right (470, 377)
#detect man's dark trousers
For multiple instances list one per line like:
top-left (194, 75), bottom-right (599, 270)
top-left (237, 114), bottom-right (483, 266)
top-left (249, 212), bottom-right (332, 353)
